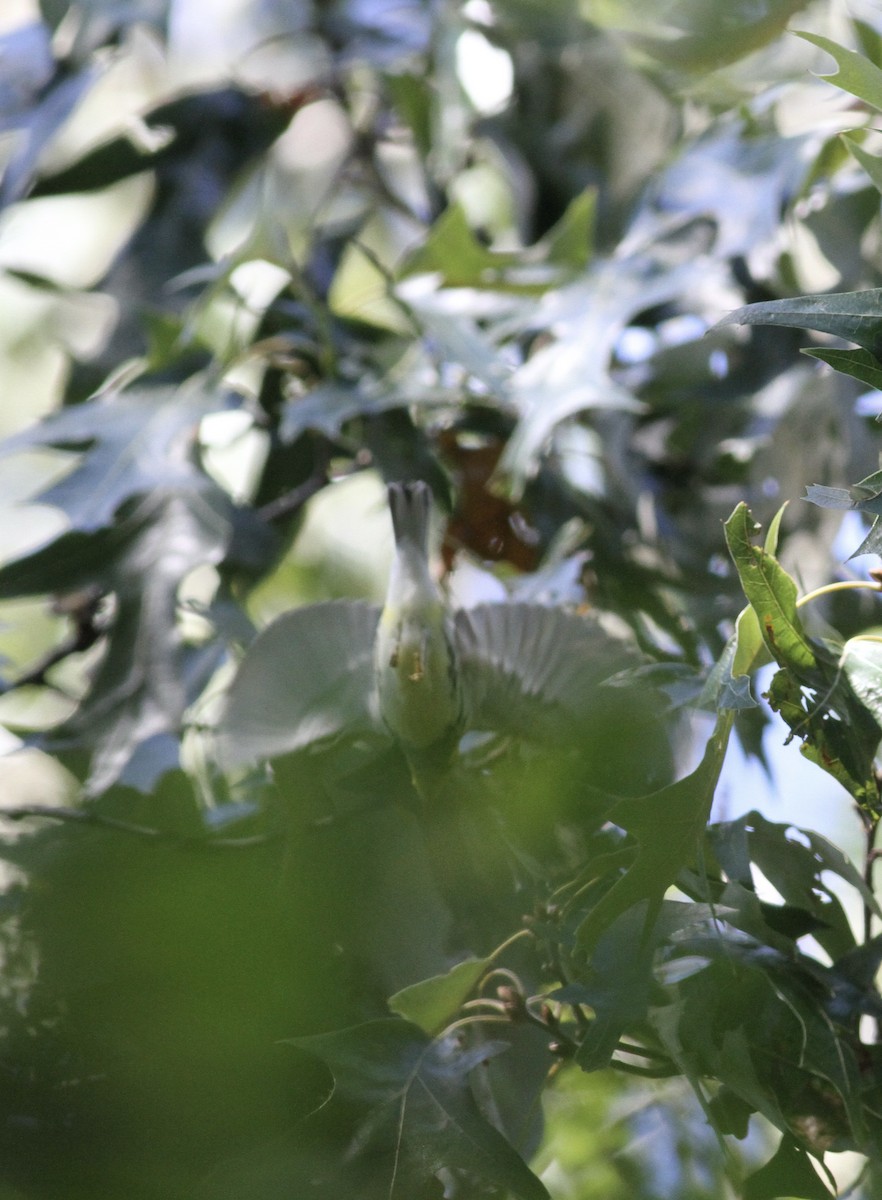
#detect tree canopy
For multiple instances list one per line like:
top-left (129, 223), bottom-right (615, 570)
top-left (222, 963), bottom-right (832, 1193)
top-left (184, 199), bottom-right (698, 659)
top-left (3, 1), bottom-right (882, 1197)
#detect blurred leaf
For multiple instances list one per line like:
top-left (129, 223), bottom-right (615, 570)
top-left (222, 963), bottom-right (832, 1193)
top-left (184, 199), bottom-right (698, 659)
top-left (51, 488), bottom-right (229, 794)
top-left (0, 22), bottom-right (54, 124)
top-left (543, 189), bottom-right (596, 270)
top-left (795, 31), bottom-right (882, 114)
top-left (841, 132), bottom-right (882, 197)
top-left (0, 62), bottom-right (97, 207)
top-left (632, 124), bottom-right (810, 260)
top-left (0, 524), bottom-right (133, 598)
top-left (402, 204), bottom-right (523, 289)
top-left (841, 634), bottom-right (882, 726)
top-left (288, 1019), bottom-right (550, 1200)
top-left (806, 469), bottom-right (882, 558)
top-left (384, 70), bottom-right (432, 158)
top-left (280, 381), bottom-right (402, 441)
top-left (388, 956), bottom-right (493, 1034)
top-left (718, 289), bottom-right (882, 356)
top-left (496, 256), bottom-right (703, 495)
top-left (624, 0), bottom-right (810, 70)
top-left (30, 87), bottom-right (291, 199)
top-left (0, 386), bottom-right (234, 533)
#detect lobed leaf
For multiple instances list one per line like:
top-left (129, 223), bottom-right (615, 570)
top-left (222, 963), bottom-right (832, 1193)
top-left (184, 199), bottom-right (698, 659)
top-left (795, 30), bottom-right (882, 113)
top-left (574, 713), bottom-right (733, 948)
top-left (288, 1019), bottom-right (550, 1200)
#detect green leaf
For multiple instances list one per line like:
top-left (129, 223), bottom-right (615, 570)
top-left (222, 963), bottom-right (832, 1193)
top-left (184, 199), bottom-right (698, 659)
top-left (744, 1135), bottom-right (834, 1199)
top-left (623, 0), bottom-right (810, 71)
top-left (563, 902), bottom-right (664, 1071)
top-left (726, 504), bottom-right (882, 809)
top-left (385, 71), bottom-right (432, 158)
top-left (795, 30), bottom-right (882, 113)
top-left (806, 470), bottom-right (882, 558)
top-left (543, 189), bottom-right (596, 270)
top-left (724, 502), bottom-right (817, 676)
top-left (401, 203), bottom-right (530, 291)
top-left (288, 1019), bottom-right (550, 1200)
top-left (388, 956), bottom-right (493, 1035)
top-left (841, 132), bottom-right (882, 198)
top-left (717, 289), bottom-right (882, 356)
top-left (575, 714), bottom-right (732, 948)
top-left (841, 634), bottom-right (882, 727)
top-left (802, 344), bottom-right (882, 391)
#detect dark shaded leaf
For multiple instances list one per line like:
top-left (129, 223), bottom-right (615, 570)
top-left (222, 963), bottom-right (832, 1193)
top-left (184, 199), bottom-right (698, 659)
top-left (288, 1019), bottom-right (549, 1200)
top-left (575, 714), bottom-right (732, 947)
top-left (0, 525), bottom-right (135, 598)
top-left (744, 1135), bottom-right (833, 1200)
top-left (561, 902), bottom-right (661, 1071)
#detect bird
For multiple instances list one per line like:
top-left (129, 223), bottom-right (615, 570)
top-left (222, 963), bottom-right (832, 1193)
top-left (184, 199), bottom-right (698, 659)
top-left (215, 479), bottom-right (662, 798)
top-left (373, 481), bottom-right (464, 773)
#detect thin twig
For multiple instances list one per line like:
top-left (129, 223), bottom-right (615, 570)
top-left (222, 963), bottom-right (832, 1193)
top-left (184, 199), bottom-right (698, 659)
top-left (0, 602), bottom-right (106, 695)
top-left (864, 810), bottom-right (881, 945)
top-left (256, 469), bottom-right (327, 523)
top-left (1, 804), bottom-right (277, 851)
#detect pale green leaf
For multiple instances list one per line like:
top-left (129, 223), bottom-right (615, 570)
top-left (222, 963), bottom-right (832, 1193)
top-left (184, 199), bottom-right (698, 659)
top-left (841, 132), bottom-right (882, 196)
top-left (795, 30), bottom-right (882, 113)
top-left (388, 956), bottom-right (493, 1034)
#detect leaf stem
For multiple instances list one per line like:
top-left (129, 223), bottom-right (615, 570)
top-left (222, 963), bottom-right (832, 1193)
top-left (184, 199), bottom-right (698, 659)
top-left (795, 579), bottom-right (882, 608)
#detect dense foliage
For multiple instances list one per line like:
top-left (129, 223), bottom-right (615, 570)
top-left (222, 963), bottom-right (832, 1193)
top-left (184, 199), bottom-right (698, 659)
top-left (4, 1), bottom-right (882, 1197)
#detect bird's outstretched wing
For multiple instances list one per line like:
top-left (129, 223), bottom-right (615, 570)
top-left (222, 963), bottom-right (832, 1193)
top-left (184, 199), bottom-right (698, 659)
top-left (216, 600), bottom-right (382, 767)
top-left (454, 603), bottom-right (642, 742)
